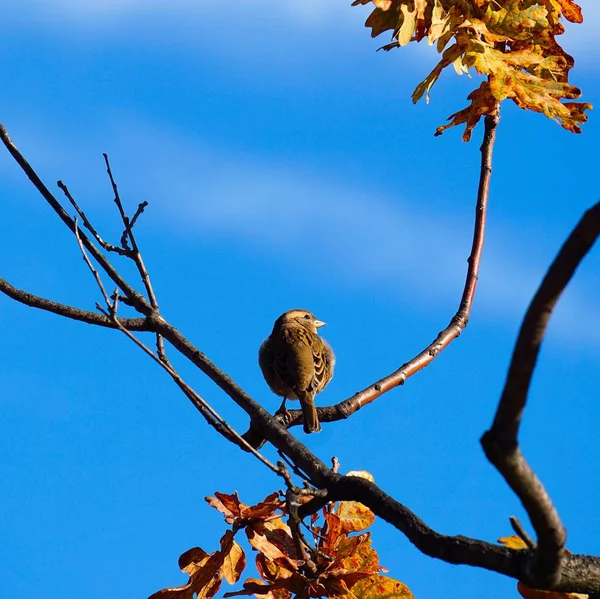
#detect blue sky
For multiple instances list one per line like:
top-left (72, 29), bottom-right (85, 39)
top-left (1, 2), bottom-right (599, 598)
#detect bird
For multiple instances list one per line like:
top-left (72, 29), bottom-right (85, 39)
top-left (259, 309), bottom-right (335, 434)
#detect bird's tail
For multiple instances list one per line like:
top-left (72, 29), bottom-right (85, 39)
top-left (298, 392), bottom-right (321, 434)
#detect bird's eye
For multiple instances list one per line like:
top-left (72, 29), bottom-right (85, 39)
top-left (304, 314), bottom-right (311, 320)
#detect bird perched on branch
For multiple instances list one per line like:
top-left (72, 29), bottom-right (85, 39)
top-left (259, 309), bottom-right (335, 434)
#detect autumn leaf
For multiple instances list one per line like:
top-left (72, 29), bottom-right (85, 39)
top-left (337, 501), bottom-right (375, 534)
top-left (206, 492), bottom-right (284, 526)
top-left (223, 578), bottom-right (291, 599)
top-left (222, 538), bottom-right (246, 585)
top-left (150, 531), bottom-right (245, 599)
top-left (149, 546), bottom-right (223, 599)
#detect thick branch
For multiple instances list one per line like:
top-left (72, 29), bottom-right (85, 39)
top-left (298, 473), bottom-right (600, 594)
top-left (482, 201), bottom-right (600, 588)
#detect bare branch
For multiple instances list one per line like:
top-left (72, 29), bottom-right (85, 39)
top-left (103, 153), bottom-right (166, 359)
top-left (297, 471), bottom-right (600, 594)
top-left (74, 217), bottom-right (112, 310)
top-left (338, 110), bottom-right (499, 410)
top-left (481, 201), bottom-right (600, 588)
top-left (0, 124), bottom-right (152, 316)
top-left (0, 275), bottom-right (148, 330)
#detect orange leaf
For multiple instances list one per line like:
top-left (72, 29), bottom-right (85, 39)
top-left (222, 539), bottom-right (246, 585)
top-left (224, 578), bottom-right (292, 599)
top-left (206, 492), bottom-right (245, 524)
top-left (554, 0), bottom-right (583, 23)
top-left (149, 547), bottom-right (223, 599)
top-left (245, 493), bottom-right (285, 521)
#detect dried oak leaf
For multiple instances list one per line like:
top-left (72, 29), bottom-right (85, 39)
top-left (149, 546), bottom-right (222, 599)
top-left (206, 492), bottom-right (284, 526)
top-left (150, 531), bottom-right (245, 599)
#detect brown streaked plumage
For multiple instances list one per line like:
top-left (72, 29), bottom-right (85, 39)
top-left (259, 309), bottom-right (335, 434)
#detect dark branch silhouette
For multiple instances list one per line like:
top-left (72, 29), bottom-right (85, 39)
top-left (481, 200), bottom-right (600, 589)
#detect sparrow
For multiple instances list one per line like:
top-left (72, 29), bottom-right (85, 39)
top-left (259, 309), bottom-right (335, 434)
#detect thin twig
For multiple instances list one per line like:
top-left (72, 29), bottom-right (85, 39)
top-left (103, 154), bottom-right (166, 361)
top-left (57, 180), bottom-right (126, 255)
top-left (279, 463), bottom-right (319, 576)
top-left (74, 217), bottom-right (111, 309)
top-left (106, 308), bottom-right (279, 473)
top-left (482, 201), bottom-right (600, 588)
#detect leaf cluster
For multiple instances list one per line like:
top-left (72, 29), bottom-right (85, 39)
top-left (151, 488), bottom-right (413, 599)
top-left (352, 0), bottom-right (591, 139)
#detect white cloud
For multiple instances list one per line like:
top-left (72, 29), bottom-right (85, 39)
top-left (1, 116), bottom-right (597, 347)
top-left (17, 0), bottom-right (600, 37)
top-left (14, 0), bottom-right (360, 27)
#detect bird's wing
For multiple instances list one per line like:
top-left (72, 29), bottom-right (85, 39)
top-left (313, 337), bottom-right (335, 394)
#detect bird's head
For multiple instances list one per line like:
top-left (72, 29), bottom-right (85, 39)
top-left (274, 309), bottom-right (326, 334)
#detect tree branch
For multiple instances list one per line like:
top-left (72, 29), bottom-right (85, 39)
top-left (0, 275), bottom-right (149, 330)
top-left (481, 201), bottom-right (600, 588)
top-left (337, 110), bottom-right (499, 411)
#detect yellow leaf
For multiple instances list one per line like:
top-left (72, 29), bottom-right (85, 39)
top-left (397, 4), bottom-right (416, 46)
top-left (352, 575), bottom-right (414, 599)
top-left (498, 535), bottom-right (529, 550)
top-left (337, 501), bottom-right (375, 534)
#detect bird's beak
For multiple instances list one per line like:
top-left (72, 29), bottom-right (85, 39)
top-left (314, 319), bottom-right (326, 328)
